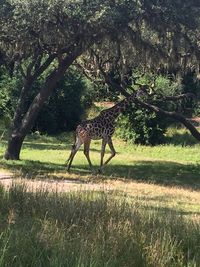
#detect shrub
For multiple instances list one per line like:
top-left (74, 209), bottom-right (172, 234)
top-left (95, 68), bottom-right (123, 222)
top-left (116, 105), bottom-right (167, 145)
top-left (0, 66), bottom-right (94, 134)
top-left (116, 73), bottom-right (183, 145)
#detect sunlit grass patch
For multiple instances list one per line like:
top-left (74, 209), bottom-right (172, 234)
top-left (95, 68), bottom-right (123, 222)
top-left (165, 126), bottom-right (200, 146)
top-left (0, 129), bottom-right (200, 188)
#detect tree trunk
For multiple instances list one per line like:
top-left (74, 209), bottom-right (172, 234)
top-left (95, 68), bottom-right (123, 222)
top-left (3, 78), bottom-right (34, 160)
top-left (4, 132), bottom-right (25, 160)
top-left (4, 48), bottom-right (83, 160)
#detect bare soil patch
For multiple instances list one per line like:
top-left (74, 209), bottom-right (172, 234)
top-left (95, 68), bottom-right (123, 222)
top-left (0, 171), bottom-right (112, 192)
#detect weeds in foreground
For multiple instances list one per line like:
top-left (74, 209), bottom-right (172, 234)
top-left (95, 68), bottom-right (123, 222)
top-left (0, 184), bottom-right (199, 267)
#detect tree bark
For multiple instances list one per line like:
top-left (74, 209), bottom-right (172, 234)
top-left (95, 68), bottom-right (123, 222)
top-left (4, 132), bottom-right (25, 160)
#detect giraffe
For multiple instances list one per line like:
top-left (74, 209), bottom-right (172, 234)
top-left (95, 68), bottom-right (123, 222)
top-left (66, 91), bottom-right (139, 172)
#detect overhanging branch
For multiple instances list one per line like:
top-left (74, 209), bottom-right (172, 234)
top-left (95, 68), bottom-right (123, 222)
top-left (99, 70), bottom-right (200, 142)
top-left (134, 98), bottom-right (200, 141)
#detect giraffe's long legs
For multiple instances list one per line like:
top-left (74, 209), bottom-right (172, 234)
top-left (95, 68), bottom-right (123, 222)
top-left (66, 136), bottom-right (83, 171)
top-left (83, 138), bottom-right (93, 169)
top-left (100, 138), bottom-right (107, 168)
top-left (99, 138), bottom-right (116, 171)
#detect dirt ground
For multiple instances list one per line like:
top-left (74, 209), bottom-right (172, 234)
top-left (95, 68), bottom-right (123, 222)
top-left (0, 171), bottom-right (112, 192)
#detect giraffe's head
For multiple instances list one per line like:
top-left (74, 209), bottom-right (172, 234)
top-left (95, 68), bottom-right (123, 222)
top-left (100, 86), bottom-right (149, 122)
top-left (136, 85), bottom-right (149, 99)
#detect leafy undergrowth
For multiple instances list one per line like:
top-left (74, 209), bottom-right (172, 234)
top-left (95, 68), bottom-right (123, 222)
top-left (0, 184), bottom-right (199, 267)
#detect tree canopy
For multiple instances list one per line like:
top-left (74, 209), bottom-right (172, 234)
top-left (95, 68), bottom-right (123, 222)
top-left (0, 0), bottom-right (200, 159)
top-left (1, 0), bottom-right (199, 73)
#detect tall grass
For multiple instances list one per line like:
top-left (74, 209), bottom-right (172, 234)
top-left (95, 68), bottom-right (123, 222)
top-left (0, 184), bottom-right (199, 267)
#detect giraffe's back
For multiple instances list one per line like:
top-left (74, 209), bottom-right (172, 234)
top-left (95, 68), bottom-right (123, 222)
top-left (76, 116), bottom-right (115, 140)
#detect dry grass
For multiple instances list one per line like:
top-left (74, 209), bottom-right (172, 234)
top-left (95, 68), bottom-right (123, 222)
top-left (0, 183), bottom-right (199, 267)
top-left (0, 175), bottom-right (199, 221)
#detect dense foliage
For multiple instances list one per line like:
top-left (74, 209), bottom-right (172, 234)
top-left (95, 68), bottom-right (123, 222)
top-left (0, 67), bottom-right (21, 124)
top-left (35, 68), bottom-right (93, 134)
top-left (116, 109), bottom-right (166, 145)
top-left (1, 65), bottom-right (199, 144)
top-left (0, 0), bottom-right (200, 159)
top-left (115, 74), bottom-right (183, 145)
top-left (0, 67), bottom-right (94, 134)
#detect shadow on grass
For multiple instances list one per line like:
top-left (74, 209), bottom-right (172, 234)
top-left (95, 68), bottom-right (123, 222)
top-left (76, 161), bottom-right (200, 190)
top-left (0, 158), bottom-right (63, 175)
top-left (0, 155), bottom-right (200, 190)
top-left (1, 140), bottom-right (103, 153)
top-left (0, 155), bottom-right (90, 183)
top-left (27, 141), bottom-right (113, 155)
top-left (1, 140), bottom-right (71, 151)
top-left (102, 161), bottom-right (200, 189)
top-left (1, 132), bottom-right (75, 150)
top-left (23, 142), bottom-right (69, 150)
top-left (22, 142), bottom-right (104, 153)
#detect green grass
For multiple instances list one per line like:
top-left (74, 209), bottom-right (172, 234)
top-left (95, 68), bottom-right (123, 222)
top-left (0, 126), bottom-right (200, 266)
top-left (0, 128), bottom-right (200, 189)
top-left (0, 184), bottom-right (199, 267)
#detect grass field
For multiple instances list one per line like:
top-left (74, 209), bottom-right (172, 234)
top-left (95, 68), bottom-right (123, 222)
top-left (0, 128), bottom-right (200, 189)
top-left (0, 185), bottom-right (199, 267)
top-left (0, 126), bottom-right (200, 266)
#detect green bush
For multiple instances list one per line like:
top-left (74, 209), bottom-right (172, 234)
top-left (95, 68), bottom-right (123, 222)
top-left (0, 66), bottom-right (94, 134)
top-left (0, 67), bottom-right (23, 128)
top-left (116, 74), bottom-right (183, 145)
top-left (116, 106), bottom-right (167, 145)
top-left (34, 68), bottom-right (93, 134)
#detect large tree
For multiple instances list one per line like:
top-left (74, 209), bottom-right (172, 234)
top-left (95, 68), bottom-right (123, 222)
top-left (0, 0), bottom-right (200, 159)
top-left (1, 0), bottom-right (136, 159)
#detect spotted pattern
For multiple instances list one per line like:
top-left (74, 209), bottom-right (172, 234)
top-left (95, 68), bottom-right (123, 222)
top-left (76, 94), bottom-right (136, 141)
top-left (66, 93), bottom-right (136, 171)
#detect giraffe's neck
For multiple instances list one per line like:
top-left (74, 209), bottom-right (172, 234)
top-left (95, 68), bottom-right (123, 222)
top-left (103, 93), bottom-right (135, 121)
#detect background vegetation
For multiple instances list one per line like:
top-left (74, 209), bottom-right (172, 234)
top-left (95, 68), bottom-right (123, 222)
top-left (1, 0), bottom-right (200, 160)
top-left (0, 1), bottom-right (200, 266)
top-left (1, 65), bottom-right (199, 145)
top-left (0, 66), bottom-right (94, 134)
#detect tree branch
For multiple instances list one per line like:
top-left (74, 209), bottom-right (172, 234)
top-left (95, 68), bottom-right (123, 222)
top-left (32, 54), bottom-right (56, 80)
top-left (98, 69), bottom-right (200, 142)
top-left (134, 98), bottom-right (200, 141)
